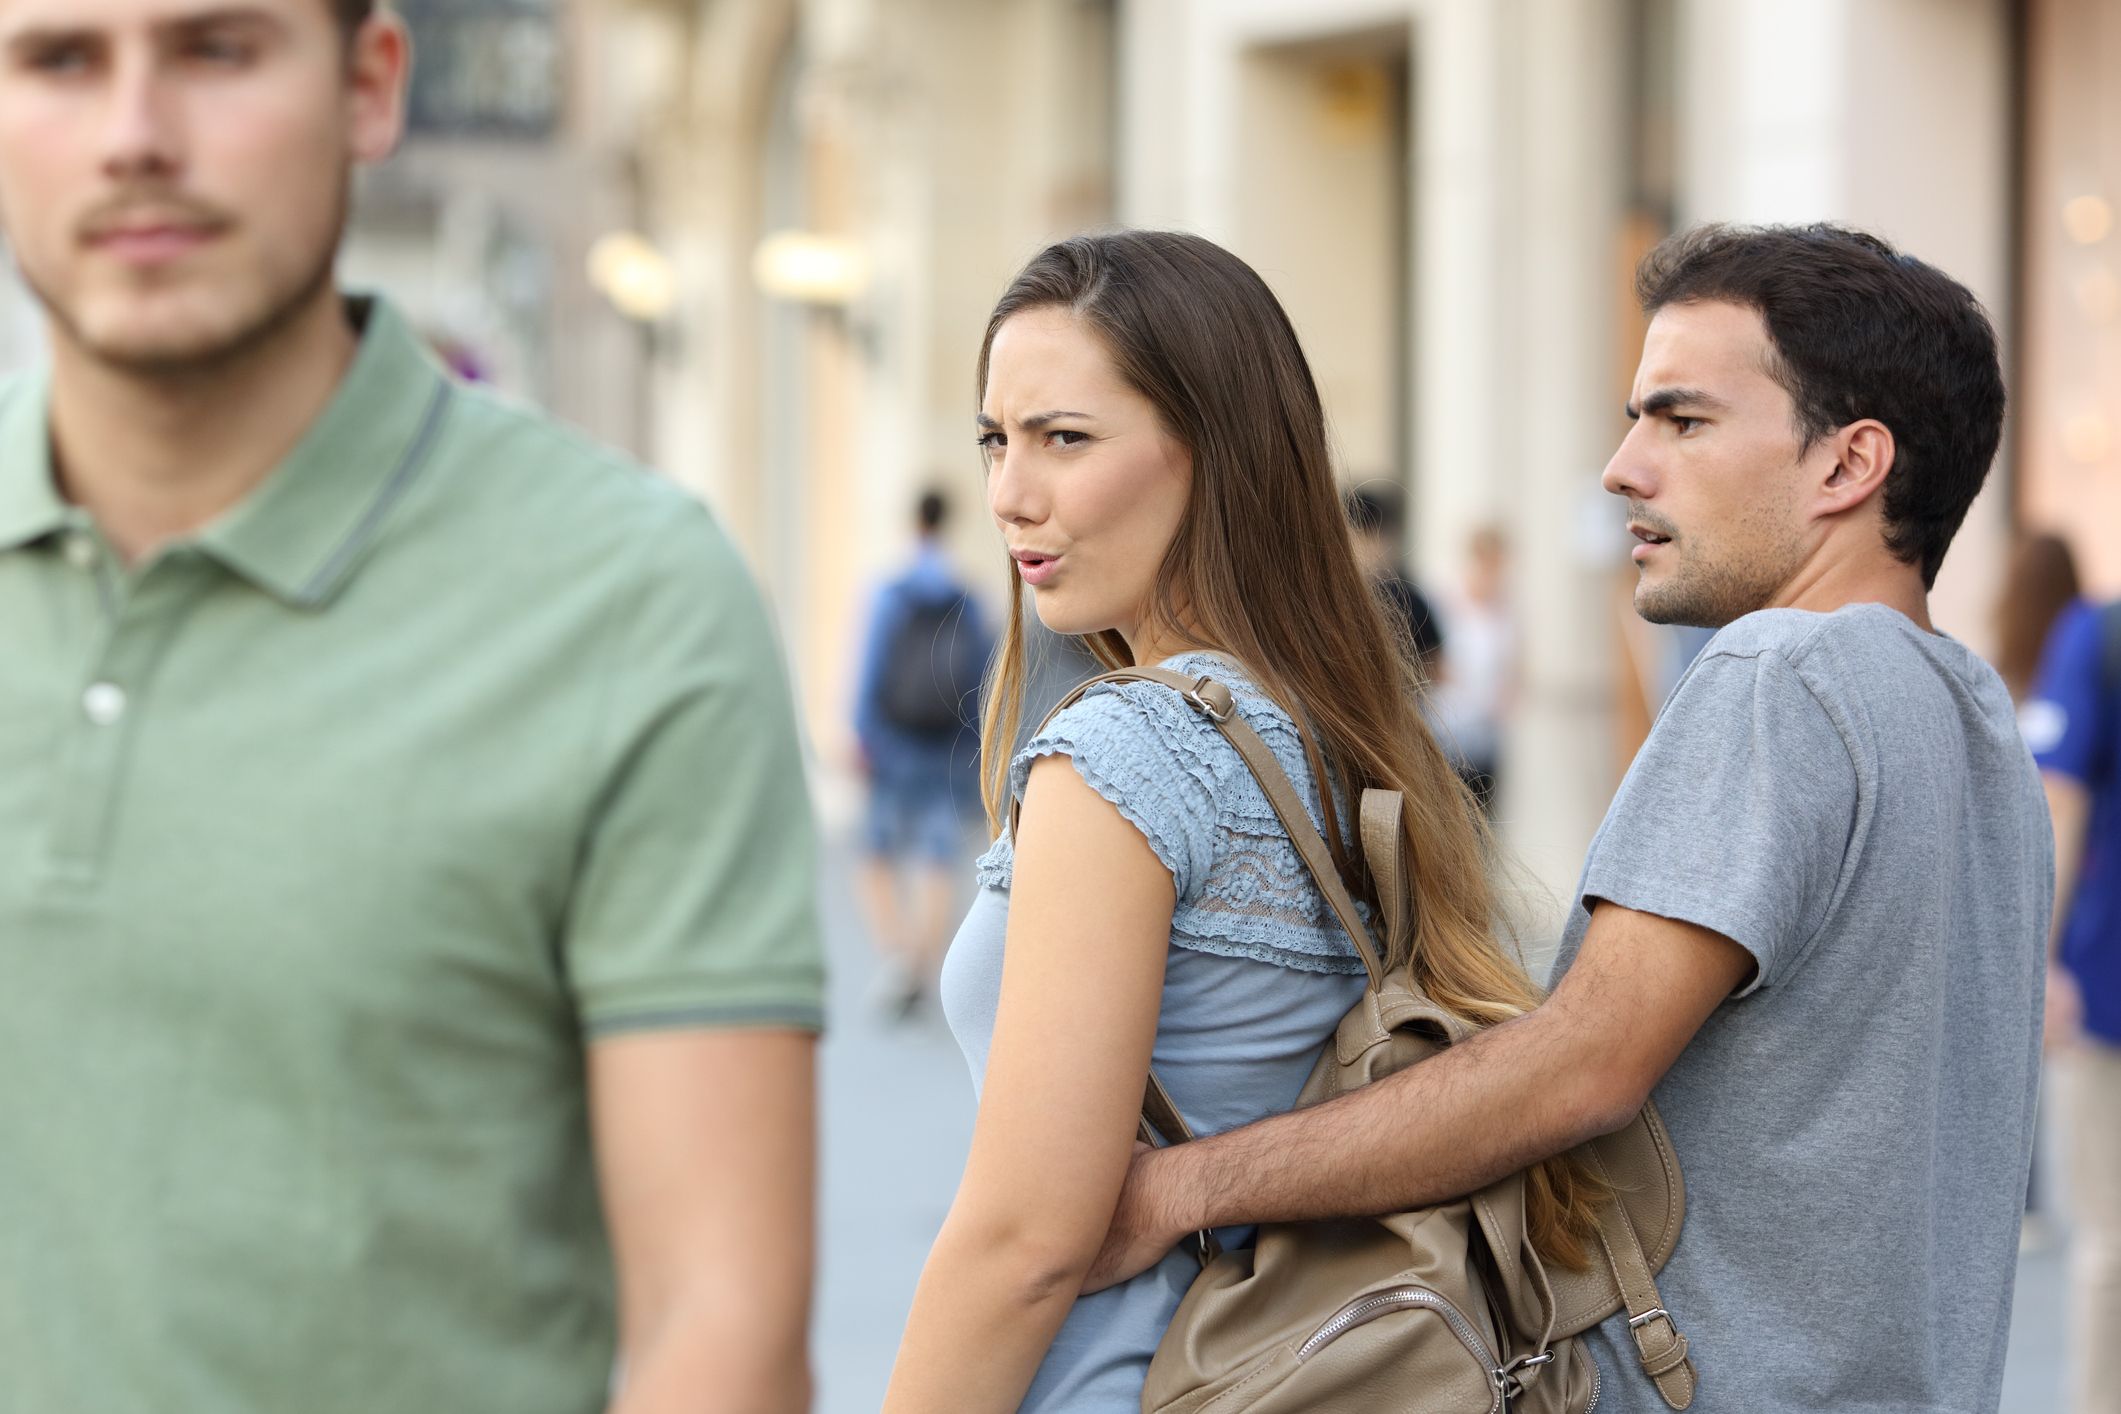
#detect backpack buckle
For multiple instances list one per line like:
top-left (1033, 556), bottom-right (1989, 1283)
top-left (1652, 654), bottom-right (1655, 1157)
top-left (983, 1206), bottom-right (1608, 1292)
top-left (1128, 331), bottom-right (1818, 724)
top-left (1493, 1350), bottom-right (1554, 1400)
top-left (1181, 677), bottom-right (1235, 723)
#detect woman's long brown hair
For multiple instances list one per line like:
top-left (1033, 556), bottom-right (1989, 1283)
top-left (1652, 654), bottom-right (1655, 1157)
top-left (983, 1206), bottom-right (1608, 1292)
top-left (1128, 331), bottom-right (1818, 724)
top-left (1993, 532), bottom-right (2080, 702)
top-left (974, 230), bottom-right (1606, 1270)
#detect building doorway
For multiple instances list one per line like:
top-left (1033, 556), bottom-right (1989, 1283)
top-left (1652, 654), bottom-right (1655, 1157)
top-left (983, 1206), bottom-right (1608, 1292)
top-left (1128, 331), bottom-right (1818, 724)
top-left (1233, 28), bottom-right (1412, 504)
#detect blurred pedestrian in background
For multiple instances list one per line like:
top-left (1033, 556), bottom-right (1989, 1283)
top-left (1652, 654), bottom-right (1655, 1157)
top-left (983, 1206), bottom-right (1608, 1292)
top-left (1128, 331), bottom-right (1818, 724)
top-left (1430, 523), bottom-right (1516, 812)
top-left (1993, 532), bottom-right (2080, 1253)
top-left (1997, 531), bottom-right (2084, 703)
top-left (854, 489), bottom-right (992, 1016)
top-left (0, 4), bottom-right (821, 1412)
top-left (2019, 553), bottom-right (2121, 1414)
top-left (1345, 481), bottom-right (1445, 681)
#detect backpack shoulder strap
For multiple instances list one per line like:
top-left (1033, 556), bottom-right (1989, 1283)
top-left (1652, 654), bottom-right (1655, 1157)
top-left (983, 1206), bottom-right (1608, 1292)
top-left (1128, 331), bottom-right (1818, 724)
top-left (1584, 1145), bottom-right (1699, 1408)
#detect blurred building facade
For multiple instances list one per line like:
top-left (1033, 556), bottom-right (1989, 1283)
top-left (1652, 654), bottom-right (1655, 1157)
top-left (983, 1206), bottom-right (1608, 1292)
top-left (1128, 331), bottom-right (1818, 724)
top-left (0, 1), bottom-right (2106, 913)
top-left (1110, 0), bottom-right (2031, 907)
top-left (363, 0), bottom-right (2117, 913)
top-left (2019, 0), bottom-right (2121, 596)
top-left (345, 0), bottom-right (655, 446)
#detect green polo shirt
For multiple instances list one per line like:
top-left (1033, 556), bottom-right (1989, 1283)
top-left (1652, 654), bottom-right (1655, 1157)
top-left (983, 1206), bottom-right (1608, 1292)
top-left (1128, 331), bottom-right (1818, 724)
top-left (0, 299), bottom-right (824, 1413)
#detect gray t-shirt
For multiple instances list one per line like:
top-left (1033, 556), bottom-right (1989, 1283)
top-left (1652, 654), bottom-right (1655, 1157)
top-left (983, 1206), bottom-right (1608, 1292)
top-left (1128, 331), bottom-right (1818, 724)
top-left (1550, 604), bottom-right (2051, 1411)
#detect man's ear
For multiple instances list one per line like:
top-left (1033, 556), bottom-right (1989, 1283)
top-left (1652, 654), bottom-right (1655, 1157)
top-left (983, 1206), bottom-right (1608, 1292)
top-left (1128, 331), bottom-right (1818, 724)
top-left (1817, 418), bottom-right (1895, 517)
top-left (346, 14), bottom-right (413, 167)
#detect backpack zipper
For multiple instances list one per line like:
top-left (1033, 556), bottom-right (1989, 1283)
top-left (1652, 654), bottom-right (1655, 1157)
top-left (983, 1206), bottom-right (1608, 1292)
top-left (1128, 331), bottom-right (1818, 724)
top-left (1296, 1286), bottom-right (1504, 1413)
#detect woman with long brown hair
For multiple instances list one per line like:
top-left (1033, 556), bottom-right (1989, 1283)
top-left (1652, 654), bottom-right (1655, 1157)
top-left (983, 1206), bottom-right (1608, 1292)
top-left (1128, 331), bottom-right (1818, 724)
top-left (883, 231), bottom-right (1601, 1411)
top-left (1993, 530), bottom-right (2081, 703)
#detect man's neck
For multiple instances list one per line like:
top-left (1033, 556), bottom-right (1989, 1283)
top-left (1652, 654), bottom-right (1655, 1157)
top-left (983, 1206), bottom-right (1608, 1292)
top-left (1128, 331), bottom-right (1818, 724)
top-left (46, 290), bottom-right (360, 565)
top-left (1769, 545), bottom-right (1933, 633)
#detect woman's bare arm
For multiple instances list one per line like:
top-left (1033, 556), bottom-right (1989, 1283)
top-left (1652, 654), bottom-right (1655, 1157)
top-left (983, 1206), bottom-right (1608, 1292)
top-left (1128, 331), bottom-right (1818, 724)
top-left (884, 755), bottom-right (1174, 1412)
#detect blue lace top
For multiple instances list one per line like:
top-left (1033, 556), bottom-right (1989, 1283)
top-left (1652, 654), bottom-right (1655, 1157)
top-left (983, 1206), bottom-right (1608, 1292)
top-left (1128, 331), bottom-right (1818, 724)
top-left (973, 651), bottom-right (1374, 976)
top-left (939, 651), bottom-right (1369, 1412)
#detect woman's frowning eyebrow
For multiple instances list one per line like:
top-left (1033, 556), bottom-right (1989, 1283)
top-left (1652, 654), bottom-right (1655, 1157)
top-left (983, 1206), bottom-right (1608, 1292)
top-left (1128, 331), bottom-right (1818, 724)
top-left (974, 410), bottom-right (1094, 431)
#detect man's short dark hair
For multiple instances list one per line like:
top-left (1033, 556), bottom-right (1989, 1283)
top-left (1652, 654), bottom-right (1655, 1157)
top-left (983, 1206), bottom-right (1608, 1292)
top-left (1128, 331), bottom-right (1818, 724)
top-left (1637, 223), bottom-right (2005, 589)
top-left (1345, 483), bottom-right (1405, 539)
top-left (916, 490), bottom-right (948, 534)
top-left (334, 0), bottom-right (376, 35)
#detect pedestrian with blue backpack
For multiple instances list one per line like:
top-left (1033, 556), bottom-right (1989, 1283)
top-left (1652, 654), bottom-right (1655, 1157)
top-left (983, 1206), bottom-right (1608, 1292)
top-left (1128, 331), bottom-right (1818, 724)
top-left (2024, 587), bottom-right (2121, 1414)
top-left (855, 490), bottom-right (994, 1016)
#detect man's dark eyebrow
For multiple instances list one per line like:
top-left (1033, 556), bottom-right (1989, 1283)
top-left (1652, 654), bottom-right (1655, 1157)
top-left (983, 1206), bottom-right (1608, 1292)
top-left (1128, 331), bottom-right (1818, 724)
top-left (175, 9), bottom-right (284, 27)
top-left (4, 7), bottom-right (280, 50)
top-left (3, 25), bottom-right (97, 54)
top-left (1624, 387), bottom-right (1731, 421)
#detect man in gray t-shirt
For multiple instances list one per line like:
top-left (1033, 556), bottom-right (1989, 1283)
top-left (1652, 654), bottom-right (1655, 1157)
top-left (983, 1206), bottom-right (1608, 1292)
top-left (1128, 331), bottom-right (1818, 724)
top-left (1083, 223), bottom-right (2050, 1412)
top-left (1553, 603), bottom-right (2049, 1407)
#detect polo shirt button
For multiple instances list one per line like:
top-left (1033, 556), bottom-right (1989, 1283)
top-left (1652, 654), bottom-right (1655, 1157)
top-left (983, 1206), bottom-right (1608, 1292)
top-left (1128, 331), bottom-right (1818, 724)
top-left (63, 533), bottom-right (96, 570)
top-left (82, 682), bottom-right (126, 726)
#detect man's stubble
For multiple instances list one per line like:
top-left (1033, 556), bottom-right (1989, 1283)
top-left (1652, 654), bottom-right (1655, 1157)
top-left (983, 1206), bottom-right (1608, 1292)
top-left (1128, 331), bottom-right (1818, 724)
top-left (14, 169), bottom-right (352, 386)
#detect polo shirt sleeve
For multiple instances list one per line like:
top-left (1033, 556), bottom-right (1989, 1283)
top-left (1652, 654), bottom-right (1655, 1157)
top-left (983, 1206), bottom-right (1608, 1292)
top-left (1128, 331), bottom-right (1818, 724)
top-left (565, 502), bottom-right (825, 1038)
top-left (2024, 601), bottom-right (2113, 789)
top-left (1578, 648), bottom-right (1859, 996)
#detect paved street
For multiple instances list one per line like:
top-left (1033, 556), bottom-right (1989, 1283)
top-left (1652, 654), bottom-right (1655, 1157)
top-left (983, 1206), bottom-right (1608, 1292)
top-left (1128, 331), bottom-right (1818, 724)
top-left (808, 820), bottom-right (2069, 1411)
top-left (812, 822), bottom-right (978, 1412)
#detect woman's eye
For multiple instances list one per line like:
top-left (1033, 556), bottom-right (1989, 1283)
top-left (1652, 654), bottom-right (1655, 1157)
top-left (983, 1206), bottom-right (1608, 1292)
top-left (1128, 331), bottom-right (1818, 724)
top-left (1048, 430), bottom-right (1089, 448)
top-left (975, 431), bottom-right (1006, 453)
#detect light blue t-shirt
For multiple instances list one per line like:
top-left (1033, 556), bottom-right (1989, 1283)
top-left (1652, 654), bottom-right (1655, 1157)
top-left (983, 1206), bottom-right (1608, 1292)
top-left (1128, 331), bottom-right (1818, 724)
top-left (939, 652), bottom-right (1368, 1412)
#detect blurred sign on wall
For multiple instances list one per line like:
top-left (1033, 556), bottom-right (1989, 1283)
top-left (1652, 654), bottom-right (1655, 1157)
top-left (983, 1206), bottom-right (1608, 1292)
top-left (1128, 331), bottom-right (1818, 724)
top-left (397, 0), bottom-right (563, 139)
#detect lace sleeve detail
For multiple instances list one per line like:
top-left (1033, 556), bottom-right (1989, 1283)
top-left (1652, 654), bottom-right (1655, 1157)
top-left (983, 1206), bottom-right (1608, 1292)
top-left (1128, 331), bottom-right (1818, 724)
top-left (980, 656), bottom-right (1370, 978)
top-left (979, 683), bottom-right (1220, 898)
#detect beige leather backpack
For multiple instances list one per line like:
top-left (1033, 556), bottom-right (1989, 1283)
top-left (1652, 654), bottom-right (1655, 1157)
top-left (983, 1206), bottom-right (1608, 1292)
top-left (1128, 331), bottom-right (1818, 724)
top-left (1020, 668), bottom-right (1699, 1413)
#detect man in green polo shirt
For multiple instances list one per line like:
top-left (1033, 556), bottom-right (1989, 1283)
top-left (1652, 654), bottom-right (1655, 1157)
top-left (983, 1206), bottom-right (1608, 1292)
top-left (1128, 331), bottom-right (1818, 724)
top-left (0, 3), bottom-right (825, 1411)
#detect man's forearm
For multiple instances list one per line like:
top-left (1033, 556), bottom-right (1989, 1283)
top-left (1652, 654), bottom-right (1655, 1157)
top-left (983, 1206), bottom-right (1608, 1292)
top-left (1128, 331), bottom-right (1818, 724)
top-left (1141, 1007), bottom-right (1631, 1238)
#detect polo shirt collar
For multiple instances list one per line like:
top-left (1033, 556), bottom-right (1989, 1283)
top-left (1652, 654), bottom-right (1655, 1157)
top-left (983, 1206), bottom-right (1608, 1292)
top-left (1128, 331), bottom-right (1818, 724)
top-left (197, 296), bottom-right (454, 609)
top-left (0, 368), bottom-right (65, 551)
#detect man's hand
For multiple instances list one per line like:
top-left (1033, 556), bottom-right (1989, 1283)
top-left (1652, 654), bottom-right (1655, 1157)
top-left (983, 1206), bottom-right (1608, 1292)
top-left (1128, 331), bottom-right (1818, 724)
top-left (1083, 1142), bottom-right (1183, 1294)
top-left (2046, 965), bottom-right (2083, 1052)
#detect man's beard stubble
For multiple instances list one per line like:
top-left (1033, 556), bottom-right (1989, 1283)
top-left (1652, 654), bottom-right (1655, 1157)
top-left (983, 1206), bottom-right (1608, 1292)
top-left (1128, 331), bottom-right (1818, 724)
top-left (1634, 535), bottom-right (1803, 629)
top-left (20, 177), bottom-right (349, 383)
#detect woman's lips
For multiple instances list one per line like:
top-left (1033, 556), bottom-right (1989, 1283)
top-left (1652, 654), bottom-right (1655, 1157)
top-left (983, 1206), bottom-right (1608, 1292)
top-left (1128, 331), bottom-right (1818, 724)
top-left (1017, 554), bottom-right (1061, 587)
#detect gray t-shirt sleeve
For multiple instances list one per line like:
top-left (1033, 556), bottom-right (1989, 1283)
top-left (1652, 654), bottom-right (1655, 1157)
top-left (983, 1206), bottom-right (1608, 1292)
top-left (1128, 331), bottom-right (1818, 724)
top-left (1580, 648), bottom-right (1858, 995)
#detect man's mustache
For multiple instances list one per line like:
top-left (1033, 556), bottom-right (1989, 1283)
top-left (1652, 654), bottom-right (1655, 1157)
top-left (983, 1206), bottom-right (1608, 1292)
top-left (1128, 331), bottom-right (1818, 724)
top-left (1627, 501), bottom-right (1679, 541)
top-left (76, 191), bottom-right (233, 242)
